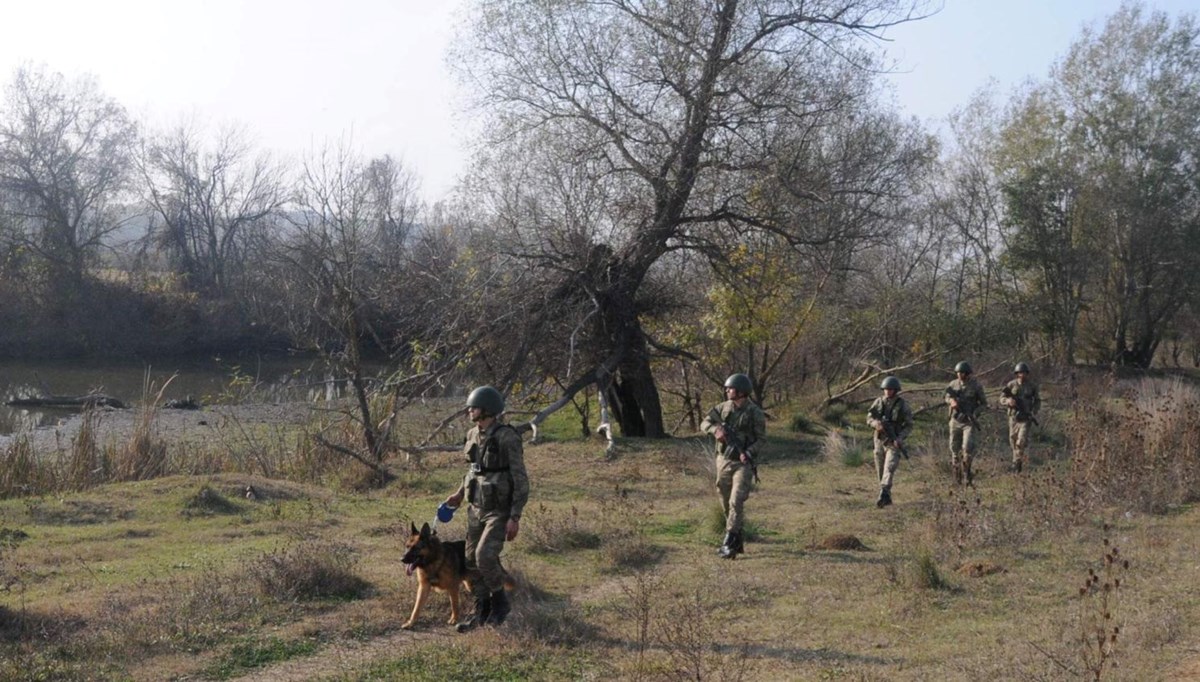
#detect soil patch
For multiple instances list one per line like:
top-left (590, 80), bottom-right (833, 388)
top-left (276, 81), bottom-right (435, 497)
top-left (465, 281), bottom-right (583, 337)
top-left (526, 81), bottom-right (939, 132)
top-left (810, 534), bottom-right (870, 551)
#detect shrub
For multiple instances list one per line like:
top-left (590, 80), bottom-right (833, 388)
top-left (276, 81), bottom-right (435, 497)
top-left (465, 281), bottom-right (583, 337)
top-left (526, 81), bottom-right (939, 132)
top-left (1062, 376), bottom-right (1200, 516)
top-left (910, 551), bottom-right (952, 591)
top-left (821, 402), bottom-right (849, 426)
top-left (821, 429), bottom-right (860, 465)
top-left (249, 541), bottom-right (372, 602)
top-left (183, 485), bottom-right (243, 516)
top-left (789, 412), bottom-right (813, 433)
top-left (524, 503), bottom-right (603, 554)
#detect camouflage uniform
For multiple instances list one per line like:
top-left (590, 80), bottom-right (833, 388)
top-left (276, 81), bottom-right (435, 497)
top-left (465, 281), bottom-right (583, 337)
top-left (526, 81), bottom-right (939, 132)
top-left (462, 421), bottom-right (529, 596)
top-left (701, 399), bottom-right (766, 537)
top-left (945, 377), bottom-right (987, 482)
top-left (866, 394), bottom-right (913, 494)
top-left (1004, 378), bottom-right (1041, 468)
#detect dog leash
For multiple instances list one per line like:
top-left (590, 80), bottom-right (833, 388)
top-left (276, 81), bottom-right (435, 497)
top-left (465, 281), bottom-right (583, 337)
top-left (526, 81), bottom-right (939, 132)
top-left (432, 502), bottom-right (457, 532)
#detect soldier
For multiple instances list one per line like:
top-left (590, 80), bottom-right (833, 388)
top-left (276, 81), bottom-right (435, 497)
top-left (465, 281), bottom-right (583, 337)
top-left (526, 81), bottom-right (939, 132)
top-left (944, 361), bottom-right (987, 485)
top-left (866, 376), bottom-right (913, 508)
top-left (443, 386), bottom-right (529, 631)
top-left (701, 373), bottom-right (766, 559)
top-left (1002, 362), bottom-right (1042, 472)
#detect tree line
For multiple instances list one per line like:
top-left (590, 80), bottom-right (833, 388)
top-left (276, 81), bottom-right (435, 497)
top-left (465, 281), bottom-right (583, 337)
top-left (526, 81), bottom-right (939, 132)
top-left (0, 1), bottom-right (1197, 439)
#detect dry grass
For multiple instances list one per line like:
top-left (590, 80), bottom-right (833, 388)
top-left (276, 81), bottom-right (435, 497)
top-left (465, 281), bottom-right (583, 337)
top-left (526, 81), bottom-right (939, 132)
top-left (0, 376), bottom-right (1198, 679)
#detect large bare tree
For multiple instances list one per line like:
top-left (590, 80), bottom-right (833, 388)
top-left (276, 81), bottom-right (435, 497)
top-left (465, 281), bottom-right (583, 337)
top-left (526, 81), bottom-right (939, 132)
top-left (455, 0), bottom-right (932, 436)
top-left (139, 121), bottom-right (288, 298)
top-left (0, 65), bottom-right (137, 310)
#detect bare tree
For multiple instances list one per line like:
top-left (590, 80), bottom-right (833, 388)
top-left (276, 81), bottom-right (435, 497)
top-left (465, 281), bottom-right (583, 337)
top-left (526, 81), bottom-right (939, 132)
top-left (0, 65), bottom-right (137, 310)
top-left (265, 143), bottom-right (515, 477)
top-left (139, 121), bottom-right (288, 298)
top-left (455, 0), bottom-right (933, 437)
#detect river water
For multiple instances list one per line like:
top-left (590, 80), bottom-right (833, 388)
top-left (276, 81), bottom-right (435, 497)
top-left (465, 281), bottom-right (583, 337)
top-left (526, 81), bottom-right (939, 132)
top-left (0, 354), bottom-right (355, 436)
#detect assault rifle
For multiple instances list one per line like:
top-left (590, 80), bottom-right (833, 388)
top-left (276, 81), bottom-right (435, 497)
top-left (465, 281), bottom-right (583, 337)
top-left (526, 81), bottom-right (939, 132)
top-left (723, 429), bottom-right (761, 483)
top-left (878, 412), bottom-right (910, 460)
top-left (1002, 385), bottom-right (1039, 426)
top-left (945, 387), bottom-right (979, 425)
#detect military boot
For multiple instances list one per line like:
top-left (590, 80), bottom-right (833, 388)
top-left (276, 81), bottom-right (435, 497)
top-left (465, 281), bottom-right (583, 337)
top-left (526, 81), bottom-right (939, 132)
top-left (718, 531), bottom-right (742, 559)
top-left (728, 531), bottom-right (744, 559)
top-left (485, 589), bottom-right (511, 626)
top-left (876, 487), bottom-right (892, 508)
top-left (455, 593), bottom-right (492, 633)
top-left (964, 462), bottom-right (974, 487)
top-left (953, 462), bottom-right (963, 485)
top-left (1010, 459), bottom-right (1023, 473)
top-left (717, 531), bottom-right (735, 557)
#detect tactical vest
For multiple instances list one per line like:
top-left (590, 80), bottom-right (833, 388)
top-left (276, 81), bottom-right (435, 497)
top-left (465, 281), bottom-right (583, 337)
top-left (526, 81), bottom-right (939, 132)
top-left (465, 424), bottom-right (517, 513)
top-left (718, 402), bottom-right (758, 460)
top-left (872, 397), bottom-right (905, 425)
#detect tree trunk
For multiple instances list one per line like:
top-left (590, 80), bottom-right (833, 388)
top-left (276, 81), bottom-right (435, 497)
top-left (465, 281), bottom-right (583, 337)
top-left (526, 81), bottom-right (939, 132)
top-left (594, 260), bottom-right (666, 438)
top-left (606, 339), bottom-right (665, 437)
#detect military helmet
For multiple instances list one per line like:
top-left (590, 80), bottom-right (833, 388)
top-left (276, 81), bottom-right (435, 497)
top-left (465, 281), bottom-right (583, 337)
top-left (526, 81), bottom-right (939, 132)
top-left (723, 373), bottom-right (753, 395)
top-left (880, 376), bottom-right (902, 391)
top-left (466, 385), bottom-right (505, 416)
top-left (954, 361), bottom-right (973, 374)
top-left (1014, 362), bottom-right (1030, 374)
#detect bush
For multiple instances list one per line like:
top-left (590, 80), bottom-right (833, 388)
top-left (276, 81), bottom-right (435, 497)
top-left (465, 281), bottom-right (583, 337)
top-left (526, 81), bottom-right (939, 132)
top-left (249, 541), bottom-right (372, 602)
top-left (821, 402), bottom-right (849, 426)
top-left (910, 551), bottom-right (952, 591)
top-left (1062, 376), bottom-right (1200, 515)
top-left (789, 412), bottom-right (814, 433)
top-left (524, 503), bottom-right (603, 554)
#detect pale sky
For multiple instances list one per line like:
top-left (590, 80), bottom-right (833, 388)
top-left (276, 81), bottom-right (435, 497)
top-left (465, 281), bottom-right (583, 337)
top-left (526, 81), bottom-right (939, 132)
top-left (0, 0), bottom-right (1196, 203)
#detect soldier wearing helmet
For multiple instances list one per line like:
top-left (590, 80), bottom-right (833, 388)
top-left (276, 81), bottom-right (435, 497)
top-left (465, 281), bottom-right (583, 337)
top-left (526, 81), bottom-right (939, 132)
top-left (1002, 363), bottom-right (1041, 472)
top-left (944, 361), bottom-right (988, 485)
top-left (701, 373), bottom-right (766, 559)
top-left (866, 376), bottom-right (913, 508)
top-left (443, 385), bottom-right (529, 631)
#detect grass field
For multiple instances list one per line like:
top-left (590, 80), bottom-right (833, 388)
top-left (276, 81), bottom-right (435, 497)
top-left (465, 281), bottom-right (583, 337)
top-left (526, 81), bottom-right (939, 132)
top-left (0, 377), bottom-right (1197, 680)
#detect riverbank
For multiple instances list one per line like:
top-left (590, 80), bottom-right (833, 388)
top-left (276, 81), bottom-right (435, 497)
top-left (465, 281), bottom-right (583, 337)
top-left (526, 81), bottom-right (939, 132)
top-left (0, 400), bottom-right (326, 465)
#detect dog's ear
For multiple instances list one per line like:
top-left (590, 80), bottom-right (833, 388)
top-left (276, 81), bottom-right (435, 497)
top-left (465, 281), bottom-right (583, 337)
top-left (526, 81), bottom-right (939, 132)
top-left (420, 522), bottom-right (431, 538)
top-left (410, 522), bottom-right (419, 535)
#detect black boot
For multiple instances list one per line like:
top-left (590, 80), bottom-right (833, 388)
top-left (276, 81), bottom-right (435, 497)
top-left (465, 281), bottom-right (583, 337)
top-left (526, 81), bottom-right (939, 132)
top-left (953, 463), bottom-right (963, 485)
top-left (876, 487), bottom-right (892, 508)
top-left (729, 530), bottom-right (744, 558)
top-left (964, 462), bottom-right (974, 486)
top-left (718, 531), bottom-right (742, 559)
top-left (486, 589), bottom-right (511, 626)
top-left (717, 531), bottom-right (735, 557)
top-left (455, 593), bottom-right (491, 633)
top-left (1010, 459), bottom-right (1023, 473)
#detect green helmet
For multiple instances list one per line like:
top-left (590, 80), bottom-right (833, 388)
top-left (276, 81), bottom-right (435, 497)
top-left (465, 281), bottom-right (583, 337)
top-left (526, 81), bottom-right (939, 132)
top-left (1014, 362), bottom-right (1030, 374)
top-left (954, 361), bottom-right (972, 374)
top-left (881, 376), bottom-right (902, 390)
top-left (466, 386), bottom-right (505, 417)
top-left (724, 373), bottom-right (753, 395)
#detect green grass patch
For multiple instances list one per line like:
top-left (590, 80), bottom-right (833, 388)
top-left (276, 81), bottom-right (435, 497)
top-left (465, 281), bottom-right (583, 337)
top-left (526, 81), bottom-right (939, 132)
top-left (649, 518), bottom-right (696, 538)
top-left (204, 636), bottom-right (319, 680)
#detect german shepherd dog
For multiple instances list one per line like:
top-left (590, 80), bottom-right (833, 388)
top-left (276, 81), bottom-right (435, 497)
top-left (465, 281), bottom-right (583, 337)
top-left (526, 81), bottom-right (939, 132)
top-left (400, 522), bottom-right (470, 629)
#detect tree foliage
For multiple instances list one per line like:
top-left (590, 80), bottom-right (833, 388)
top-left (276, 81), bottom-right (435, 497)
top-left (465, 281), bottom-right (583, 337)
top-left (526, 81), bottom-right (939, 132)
top-left (999, 3), bottom-right (1200, 367)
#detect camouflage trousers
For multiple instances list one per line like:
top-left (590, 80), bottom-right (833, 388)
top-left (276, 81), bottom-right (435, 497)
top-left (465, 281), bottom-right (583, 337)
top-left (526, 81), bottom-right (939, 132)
top-left (465, 505), bottom-right (508, 594)
top-left (948, 418), bottom-right (978, 467)
top-left (872, 436), bottom-right (900, 490)
top-left (1009, 417), bottom-right (1032, 464)
top-left (715, 457), bottom-right (753, 534)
